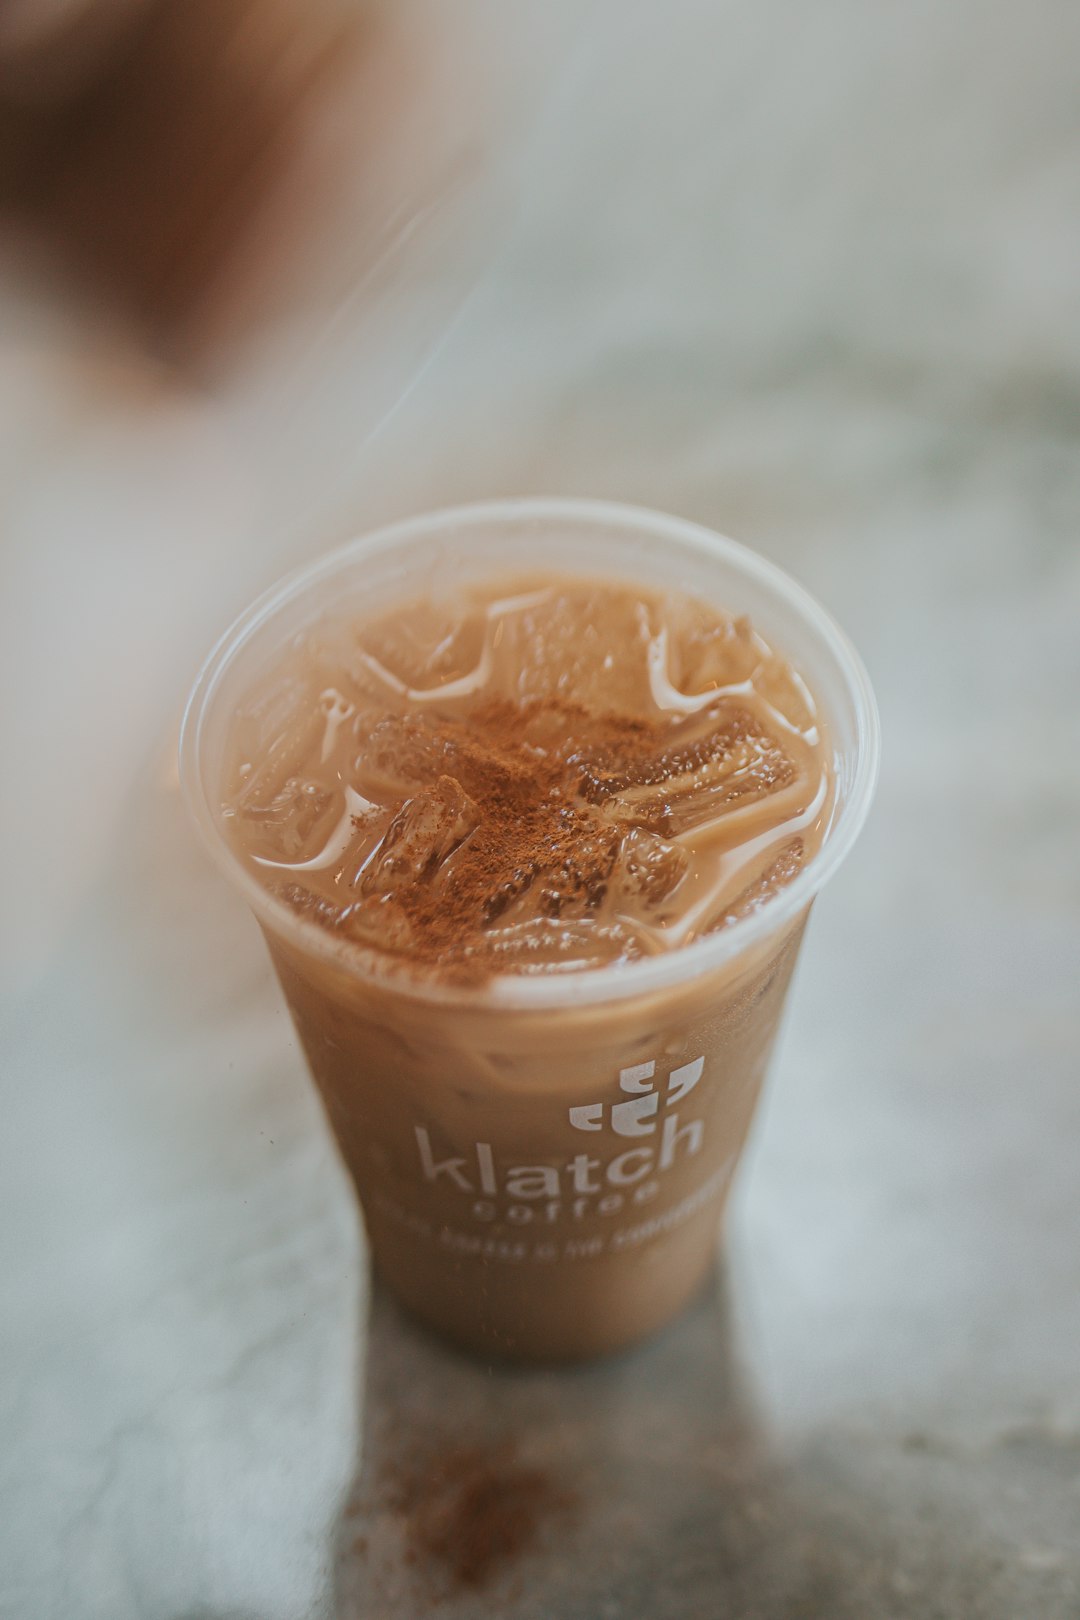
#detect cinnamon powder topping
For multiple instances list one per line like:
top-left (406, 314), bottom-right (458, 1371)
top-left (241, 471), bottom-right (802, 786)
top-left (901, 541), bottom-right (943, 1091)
top-left (224, 574), bottom-right (828, 978)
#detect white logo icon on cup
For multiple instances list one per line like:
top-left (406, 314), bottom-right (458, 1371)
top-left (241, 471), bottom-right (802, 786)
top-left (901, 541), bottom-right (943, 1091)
top-left (568, 1057), bottom-right (704, 1138)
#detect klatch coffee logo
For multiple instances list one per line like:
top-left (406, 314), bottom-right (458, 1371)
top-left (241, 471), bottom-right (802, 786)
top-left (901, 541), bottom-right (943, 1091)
top-left (569, 1056), bottom-right (704, 1135)
top-left (369, 1051), bottom-right (736, 1267)
top-left (413, 1055), bottom-right (707, 1229)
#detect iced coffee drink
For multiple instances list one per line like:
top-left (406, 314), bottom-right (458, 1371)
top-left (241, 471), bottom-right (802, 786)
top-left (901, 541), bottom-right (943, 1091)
top-left (182, 501), bottom-right (877, 1360)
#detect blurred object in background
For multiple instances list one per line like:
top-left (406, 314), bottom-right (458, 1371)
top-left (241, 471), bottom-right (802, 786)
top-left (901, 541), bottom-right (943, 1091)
top-left (0, 0), bottom-right (147, 100)
top-left (0, 0), bottom-right (596, 545)
top-left (0, 0), bottom-right (359, 360)
top-left (0, 0), bottom-right (588, 377)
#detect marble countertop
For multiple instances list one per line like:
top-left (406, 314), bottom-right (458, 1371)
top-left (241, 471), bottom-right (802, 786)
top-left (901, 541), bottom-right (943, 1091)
top-left (2, 1), bottom-right (1079, 1615)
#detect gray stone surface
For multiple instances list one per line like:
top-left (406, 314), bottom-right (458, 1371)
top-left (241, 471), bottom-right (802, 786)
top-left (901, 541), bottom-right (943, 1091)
top-left (2, 1), bottom-right (1079, 1616)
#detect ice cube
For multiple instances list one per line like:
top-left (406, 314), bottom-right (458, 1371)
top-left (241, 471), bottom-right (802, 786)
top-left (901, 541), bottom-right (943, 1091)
top-left (656, 599), bottom-right (817, 736)
top-left (481, 860), bottom-right (542, 924)
top-left (470, 916), bottom-right (646, 973)
top-left (479, 819), bottom-right (622, 926)
top-left (752, 657), bottom-right (818, 736)
top-left (538, 825), bottom-right (621, 919)
top-left (275, 881), bottom-right (346, 932)
top-left (335, 799), bottom-right (393, 888)
top-left (659, 600), bottom-right (763, 697)
top-left (490, 587), bottom-right (656, 713)
top-left (360, 776), bottom-right (480, 895)
top-left (610, 826), bottom-right (689, 907)
top-left (240, 776), bottom-right (337, 859)
top-left (357, 599), bottom-right (486, 692)
top-left (276, 883), bottom-right (415, 953)
top-left (231, 672), bottom-right (316, 762)
top-left (578, 706), bottom-right (796, 835)
top-left (358, 710), bottom-right (532, 805)
top-left (341, 893), bottom-right (416, 951)
top-left (359, 713), bottom-right (454, 798)
top-left (713, 840), bottom-right (805, 928)
top-left (514, 703), bottom-right (582, 754)
top-left (233, 692), bottom-right (327, 813)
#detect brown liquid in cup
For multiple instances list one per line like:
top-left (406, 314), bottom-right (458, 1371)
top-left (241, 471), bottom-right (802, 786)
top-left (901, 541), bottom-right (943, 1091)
top-left (220, 575), bottom-right (831, 1359)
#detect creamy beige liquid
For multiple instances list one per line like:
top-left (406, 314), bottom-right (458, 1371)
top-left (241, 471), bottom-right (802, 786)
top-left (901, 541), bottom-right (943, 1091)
top-left (218, 574), bottom-right (831, 1359)
top-left (222, 576), bottom-right (830, 978)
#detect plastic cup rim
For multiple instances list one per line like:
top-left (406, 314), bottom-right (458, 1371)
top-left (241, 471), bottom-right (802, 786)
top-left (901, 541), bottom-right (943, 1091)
top-left (179, 496), bottom-right (880, 1009)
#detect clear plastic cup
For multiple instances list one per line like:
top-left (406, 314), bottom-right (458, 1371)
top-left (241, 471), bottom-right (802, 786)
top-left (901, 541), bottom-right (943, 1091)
top-left (180, 499), bottom-right (879, 1361)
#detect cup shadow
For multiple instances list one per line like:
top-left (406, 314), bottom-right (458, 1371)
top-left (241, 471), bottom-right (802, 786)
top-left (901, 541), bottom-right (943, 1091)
top-left (332, 1260), bottom-right (801, 1620)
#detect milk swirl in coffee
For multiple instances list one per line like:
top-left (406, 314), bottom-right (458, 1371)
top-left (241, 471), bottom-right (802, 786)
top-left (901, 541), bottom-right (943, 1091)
top-left (221, 576), bottom-right (830, 978)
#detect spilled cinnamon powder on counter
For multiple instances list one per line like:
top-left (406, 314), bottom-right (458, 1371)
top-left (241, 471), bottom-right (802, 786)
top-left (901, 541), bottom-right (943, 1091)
top-left (386, 1445), bottom-right (579, 1594)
